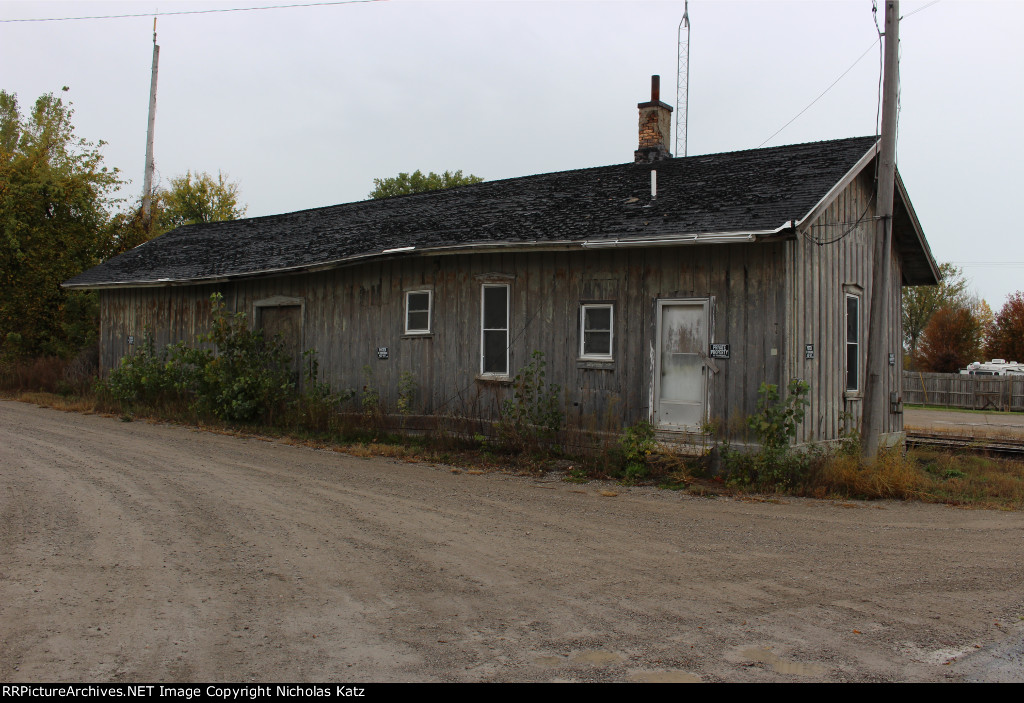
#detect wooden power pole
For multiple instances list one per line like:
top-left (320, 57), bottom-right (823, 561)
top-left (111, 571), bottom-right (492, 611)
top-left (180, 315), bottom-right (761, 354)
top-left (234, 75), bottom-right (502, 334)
top-left (862, 0), bottom-right (900, 459)
top-left (142, 18), bottom-right (160, 225)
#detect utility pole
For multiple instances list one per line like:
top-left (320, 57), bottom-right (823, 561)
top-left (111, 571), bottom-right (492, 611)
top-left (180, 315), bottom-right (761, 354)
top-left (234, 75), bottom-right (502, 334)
top-left (142, 18), bottom-right (160, 225)
top-left (862, 0), bottom-right (899, 459)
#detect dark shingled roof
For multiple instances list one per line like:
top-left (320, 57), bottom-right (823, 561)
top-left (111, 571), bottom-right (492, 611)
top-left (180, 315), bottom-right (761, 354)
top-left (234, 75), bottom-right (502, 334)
top-left (67, 136), bottom-right (930, 288)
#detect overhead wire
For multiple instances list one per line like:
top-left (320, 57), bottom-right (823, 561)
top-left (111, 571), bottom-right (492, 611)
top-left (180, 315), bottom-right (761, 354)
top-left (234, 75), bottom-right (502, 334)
top-left (760, 0), bottom-right (939, 149)
top-left (0, 0), bottom-right (382, 23)
top-left (804, 193), bottom-right (876, 246)
top-left (757, 40), bottom-right (878, 149)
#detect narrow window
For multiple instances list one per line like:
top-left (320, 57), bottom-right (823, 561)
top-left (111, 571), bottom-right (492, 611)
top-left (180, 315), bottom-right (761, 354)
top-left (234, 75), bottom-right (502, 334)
top-left (846, 294), bottom-right (860, 392)
top-left (481, 284), bottom-right (509, 375)
top-left (405, 290), bottom-right (432, 334)
top-left (580, 304), bottom-right (613, 360)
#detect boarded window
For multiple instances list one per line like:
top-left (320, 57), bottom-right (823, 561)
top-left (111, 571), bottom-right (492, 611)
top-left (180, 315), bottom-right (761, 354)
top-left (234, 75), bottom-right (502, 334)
top-left (846, 294), bottom-right (860, 392)
top-left (405, 291), bottom-right (431, 334)
top-left (258, 304), bottom-right (302, 385)
top-left (580, 304), bottom-right (613, 359)
top-left (481, 284), bottom-right (509, 375)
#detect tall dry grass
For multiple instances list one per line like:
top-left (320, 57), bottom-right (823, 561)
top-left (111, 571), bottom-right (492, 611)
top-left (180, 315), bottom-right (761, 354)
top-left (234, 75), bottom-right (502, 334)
top-left (810, 448), bottom-right (927, 500)
top-left (802, 444), bottom-right (1024, 508)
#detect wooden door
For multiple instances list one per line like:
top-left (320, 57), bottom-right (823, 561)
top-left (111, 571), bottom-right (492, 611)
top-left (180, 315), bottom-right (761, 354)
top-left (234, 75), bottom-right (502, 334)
top-left (655, 299), bottom-right (709, 429)
top-left (258, 305), bottom-right (303, 385)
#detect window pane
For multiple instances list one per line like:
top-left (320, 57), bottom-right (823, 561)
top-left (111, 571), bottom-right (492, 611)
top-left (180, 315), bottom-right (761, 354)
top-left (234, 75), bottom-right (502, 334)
top-left (407, 292), bottom-right (430, 313)
top-left (847, 297), bottom-right (858, 343)
top-left (847, 344), bottom-right (858, 391)
top-left (584, 331), bottom-right (611, 355)
top-left (407, 311), bottom-right (429, 332)
top-left (584, 306), bottom-right (611, 332)
top-left (483, 330), bottom-right (507, 374)
top-left (483, 286), bottom-right (507, 329)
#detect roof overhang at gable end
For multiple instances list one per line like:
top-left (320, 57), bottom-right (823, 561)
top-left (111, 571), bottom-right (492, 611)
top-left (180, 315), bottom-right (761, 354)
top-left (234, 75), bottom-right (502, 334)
top-left (893, 171), bottom-right (939, 286)
top-left (794, 140), bottom-right (938, 286)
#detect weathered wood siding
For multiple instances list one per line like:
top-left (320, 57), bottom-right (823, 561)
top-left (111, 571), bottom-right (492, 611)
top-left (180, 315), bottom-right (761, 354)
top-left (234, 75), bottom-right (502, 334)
top-left (99, 243), bottom-right (789, 434)
top-left (784, 169), bottom-right (905, 443)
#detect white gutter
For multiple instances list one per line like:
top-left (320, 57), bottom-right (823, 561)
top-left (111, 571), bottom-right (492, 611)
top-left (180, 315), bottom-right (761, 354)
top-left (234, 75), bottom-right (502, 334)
top-left (63, 226), bottom-right (784, 290)
top-left (581, 223), bottom-right (789, 249)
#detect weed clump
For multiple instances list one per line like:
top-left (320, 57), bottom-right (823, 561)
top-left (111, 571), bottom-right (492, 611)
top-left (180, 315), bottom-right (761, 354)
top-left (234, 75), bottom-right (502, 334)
top-left (722, 379), bottom-right (811, 489)
top-left (497, 351), bottom-right (563, 454)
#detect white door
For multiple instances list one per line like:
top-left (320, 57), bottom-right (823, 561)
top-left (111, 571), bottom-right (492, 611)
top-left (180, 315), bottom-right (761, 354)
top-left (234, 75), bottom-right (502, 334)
top-left (655, 300), bottom-right (709, 429)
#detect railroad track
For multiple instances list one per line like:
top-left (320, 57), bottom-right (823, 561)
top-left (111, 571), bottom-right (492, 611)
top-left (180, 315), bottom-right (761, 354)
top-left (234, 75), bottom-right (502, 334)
top-left (906, 431), bottom-right (1024, 456)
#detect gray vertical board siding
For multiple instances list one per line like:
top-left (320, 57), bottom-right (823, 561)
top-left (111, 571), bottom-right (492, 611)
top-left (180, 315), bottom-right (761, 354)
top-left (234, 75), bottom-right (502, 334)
top-left (788, 169), bottom-right (889, 443)
top-left (97, 237), bottom-right (892, 442)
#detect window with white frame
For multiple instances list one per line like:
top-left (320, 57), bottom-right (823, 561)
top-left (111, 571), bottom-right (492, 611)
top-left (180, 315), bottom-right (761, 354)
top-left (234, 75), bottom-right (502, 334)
top-left (580, 304), bottom-right (613, 360)
top-left (405, 290), bottom-right (432, 334)
top-left (846, 293), bottom-right (860, 392)
top-left (481, 284), bottom-right (509, 375)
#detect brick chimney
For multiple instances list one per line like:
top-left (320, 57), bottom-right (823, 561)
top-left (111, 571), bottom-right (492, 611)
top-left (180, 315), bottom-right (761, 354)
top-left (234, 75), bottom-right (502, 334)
top-left (634, 75), bottom-right (674, 163)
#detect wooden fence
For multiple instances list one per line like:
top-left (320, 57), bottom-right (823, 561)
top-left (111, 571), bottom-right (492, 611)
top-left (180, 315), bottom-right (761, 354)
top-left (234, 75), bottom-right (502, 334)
top-left (902, 371), bottom-right (1024, 412)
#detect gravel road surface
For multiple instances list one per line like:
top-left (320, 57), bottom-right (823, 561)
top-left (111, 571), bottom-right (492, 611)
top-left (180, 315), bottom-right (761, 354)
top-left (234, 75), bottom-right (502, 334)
top-left (2, 400), bottom-right (1022, 682)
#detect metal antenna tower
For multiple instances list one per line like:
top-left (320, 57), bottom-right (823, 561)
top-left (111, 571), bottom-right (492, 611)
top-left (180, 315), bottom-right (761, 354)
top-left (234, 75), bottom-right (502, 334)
top-left (674, 1), bottom-right (690, 157)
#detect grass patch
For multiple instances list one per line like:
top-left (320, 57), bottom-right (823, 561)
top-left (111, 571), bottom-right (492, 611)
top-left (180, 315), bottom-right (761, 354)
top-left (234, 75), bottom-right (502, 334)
top-left (7, 389), bottom-right (1024, 511)
top-left (796, 445), bottom-right (1024, 509)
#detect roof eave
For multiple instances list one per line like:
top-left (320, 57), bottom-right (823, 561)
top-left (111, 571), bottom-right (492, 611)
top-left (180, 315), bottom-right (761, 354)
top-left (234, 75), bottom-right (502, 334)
top-left (62, 229), bottom-right (776, 290)
top-left (895, 169), bottom-right (940, 286)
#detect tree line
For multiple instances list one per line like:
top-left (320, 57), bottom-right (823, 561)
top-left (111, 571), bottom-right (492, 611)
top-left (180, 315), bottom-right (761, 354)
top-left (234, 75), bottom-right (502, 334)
top-left (6, 88), bottom-right (1014, 377)
top-left (1, 88), bottom-right (483, 367)
top-left (1, 89), bottom-right (245, 361)
top-left (903, 263), bottom-right (1023, 373)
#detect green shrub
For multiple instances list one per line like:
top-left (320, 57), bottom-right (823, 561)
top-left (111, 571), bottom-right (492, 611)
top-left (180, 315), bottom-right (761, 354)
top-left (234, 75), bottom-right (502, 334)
top-left (498, 350), bottom-right (563, 452)
top-left (361, 365), bottom-right (380, 415)
top-left (102, 294), bottom-right (294, 423)
top-left (724, 379), bottom-right (811, 489)
top-left (619, 419), bottom-right (656, 483)
top-left (397, 370), bottom-right (417, 416)
top-left (103, 331), bottom-right (179, 406)
top-left (190, 294), bottom-right (293, 423)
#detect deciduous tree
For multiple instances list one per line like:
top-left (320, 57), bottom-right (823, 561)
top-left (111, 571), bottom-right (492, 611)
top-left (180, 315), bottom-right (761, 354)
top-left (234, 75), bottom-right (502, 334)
top-left (155, 170), bottom-right (246, 231)
top-left (0, 89), bottom-right (121, 359)
top-left (901, 262), bottom-right (971, 367)
top-left (915, 305), bottom-right (982, 373)
top-left (986, 292), bottom-right (1024, 362)
top-left (369, 169), bottom-right (483, 199)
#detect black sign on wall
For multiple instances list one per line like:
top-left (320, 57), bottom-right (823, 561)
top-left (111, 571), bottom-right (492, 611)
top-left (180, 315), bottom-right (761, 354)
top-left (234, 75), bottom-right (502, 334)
top-left (710, 343), bottom-right (730, 359)
top-left (377, 347), bottom-right (389, 360)
top-left (805, 344), bottom-right (814, 359)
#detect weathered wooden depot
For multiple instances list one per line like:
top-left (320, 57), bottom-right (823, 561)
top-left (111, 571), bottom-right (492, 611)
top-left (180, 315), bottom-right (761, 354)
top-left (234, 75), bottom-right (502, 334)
top-left (66, 85), bottom-right (939, 445)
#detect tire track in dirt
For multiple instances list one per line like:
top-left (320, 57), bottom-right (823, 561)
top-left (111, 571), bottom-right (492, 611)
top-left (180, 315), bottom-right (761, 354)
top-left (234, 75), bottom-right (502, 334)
top-left (2, 400), bottom-right (1023, 681)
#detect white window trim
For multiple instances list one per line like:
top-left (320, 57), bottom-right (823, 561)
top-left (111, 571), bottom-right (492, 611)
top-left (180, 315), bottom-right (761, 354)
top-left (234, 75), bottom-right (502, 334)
top-left (404, 290), bottom-right (432, 335)
top-left (579, 303), bottom-right (614, 361)
top-left (845, 292), bottom-right (861, 393)
top-left (480, 283), bottom-right (510, 376)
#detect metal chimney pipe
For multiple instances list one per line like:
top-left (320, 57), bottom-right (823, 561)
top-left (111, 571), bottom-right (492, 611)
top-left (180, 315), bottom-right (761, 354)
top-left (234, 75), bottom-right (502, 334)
top-left (651, 75), bottom-right (660, 102)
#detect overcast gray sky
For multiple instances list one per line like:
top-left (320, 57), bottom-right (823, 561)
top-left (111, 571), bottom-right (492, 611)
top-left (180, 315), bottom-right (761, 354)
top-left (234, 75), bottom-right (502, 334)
top-left (2, 0), bottom-right (1021, 309)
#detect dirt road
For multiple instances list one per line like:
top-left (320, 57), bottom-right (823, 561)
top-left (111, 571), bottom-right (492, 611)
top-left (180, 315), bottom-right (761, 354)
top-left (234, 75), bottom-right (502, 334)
top-left (2, 400), bottom-right (1023, 682)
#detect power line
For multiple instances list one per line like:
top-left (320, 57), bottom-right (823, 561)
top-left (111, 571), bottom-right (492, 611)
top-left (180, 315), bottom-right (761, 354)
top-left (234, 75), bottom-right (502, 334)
top-left (759, 0), bottom-right (939, 149)
top-left (758, 39), bottom-right (878, 148)
top-left (903, 0), bottom-right (940, 19)
top-left (0, 0), bottom-right (382, 23)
